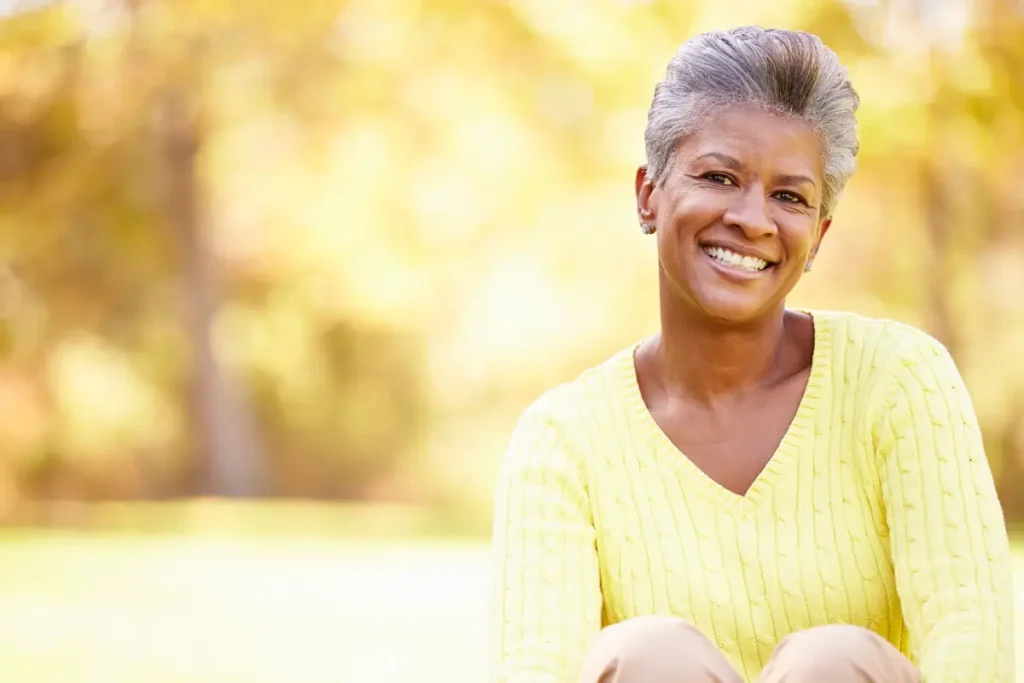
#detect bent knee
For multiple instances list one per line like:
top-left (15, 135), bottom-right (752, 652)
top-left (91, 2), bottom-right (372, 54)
top-left (776, 624), bottom-right (882, 663)
top-left (767, 624), bottom-right (911, 678)
top-left (579, 616), bottom-right (742, 683)
top-left (591, 615), bottom-right (702, 653)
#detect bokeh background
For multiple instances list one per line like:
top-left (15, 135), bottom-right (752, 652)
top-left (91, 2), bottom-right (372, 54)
top-left (0, 0), bottom-right (1021, 681)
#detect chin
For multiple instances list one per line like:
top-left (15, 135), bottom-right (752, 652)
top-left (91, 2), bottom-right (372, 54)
top-left (660, 260), bottom-right (792, 325)
top-left (693, 290), bottom-right (780, 325)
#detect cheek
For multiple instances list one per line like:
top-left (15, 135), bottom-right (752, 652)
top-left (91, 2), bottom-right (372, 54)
top-left (662, 196), bottom-right (726, 244)
top-left (779, 218), bottom-right (820, 255)
top-left (674, 185), bottom-right (725, 213)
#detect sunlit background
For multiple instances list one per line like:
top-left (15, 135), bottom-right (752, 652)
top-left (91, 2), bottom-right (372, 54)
top-left (0, 0), bottom-right (1021, 680)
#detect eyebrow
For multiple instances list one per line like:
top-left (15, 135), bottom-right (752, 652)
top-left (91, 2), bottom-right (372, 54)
top-left (776, 173), bottom-right (818, 190)
top-left (693, 152), bottom-right (818, 190)
top-left (694, 152), bottom-right (744, 170)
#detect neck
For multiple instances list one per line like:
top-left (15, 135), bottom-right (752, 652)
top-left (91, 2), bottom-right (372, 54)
top-left (651, 276), bottom-right (789, 405)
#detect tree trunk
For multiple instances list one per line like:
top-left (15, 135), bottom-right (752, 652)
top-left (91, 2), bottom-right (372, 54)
top-left (157, 88), bottom-right (267, 497)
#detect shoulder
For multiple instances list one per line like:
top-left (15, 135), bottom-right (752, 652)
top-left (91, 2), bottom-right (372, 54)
top-left (504, 343), bottom-right (637, 456)
top-left (513, 344), bottom-right (637, 429)
top-left (813, 309), bottom-right (967, 419)
top-left (813, 309), bottom-right (955, 375)
top-left (497, 347), bottom-right (634, 493)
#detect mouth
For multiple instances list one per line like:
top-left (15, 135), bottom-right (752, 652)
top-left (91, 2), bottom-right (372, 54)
top-left (702, 245), bottom-right (775, 274)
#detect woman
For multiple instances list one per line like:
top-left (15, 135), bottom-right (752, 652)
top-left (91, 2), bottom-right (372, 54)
top-left (489, 27), bottom-right (1014, 683)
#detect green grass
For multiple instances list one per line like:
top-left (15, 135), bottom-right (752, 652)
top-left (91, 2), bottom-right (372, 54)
top-left (7, 498), bottom-right (492, 539)
top-left (0, 533), bottom-right (490, 683)
top-left (0, 532), bottom-right (1020, 682)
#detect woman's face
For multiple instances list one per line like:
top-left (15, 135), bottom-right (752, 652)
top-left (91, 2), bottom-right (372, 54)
top-left (636, 105), bottom-right (831, 324)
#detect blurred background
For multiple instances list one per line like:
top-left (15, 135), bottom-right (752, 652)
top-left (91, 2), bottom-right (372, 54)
top-left (0, 0), bottom-right (1021, 680)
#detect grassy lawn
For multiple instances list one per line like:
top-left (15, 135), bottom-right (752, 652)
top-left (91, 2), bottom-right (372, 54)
top-left (0, 534), bottom-right (490, 683)
top-left (0, 531), bottom-right (1020, 682)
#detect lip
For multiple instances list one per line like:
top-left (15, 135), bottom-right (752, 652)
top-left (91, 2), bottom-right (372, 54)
top-left (702, 247), bottom-right (775, 281)
top-left (700, 242), bottom-right (779, 264)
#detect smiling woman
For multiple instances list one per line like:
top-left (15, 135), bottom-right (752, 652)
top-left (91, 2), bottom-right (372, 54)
top-left (639, 107), bottom-right (827, 324)
top-left (489, 27), bottom-right (1014, 683)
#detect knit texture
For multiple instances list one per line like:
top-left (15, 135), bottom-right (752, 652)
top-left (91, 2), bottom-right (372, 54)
top-left (490, 310), bottom-right (1014, 683)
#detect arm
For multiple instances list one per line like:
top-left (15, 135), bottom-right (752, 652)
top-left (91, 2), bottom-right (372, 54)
top-left (489, 401), bottom-right (602, 683)
top-left (877, 332), bottom-right (1015, 681)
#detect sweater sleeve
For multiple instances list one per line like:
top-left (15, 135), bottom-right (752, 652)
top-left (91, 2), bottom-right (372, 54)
top-left (489, 400), bottom-right (602, 683)
top-left (876, 332), bottom-right (1015, 682)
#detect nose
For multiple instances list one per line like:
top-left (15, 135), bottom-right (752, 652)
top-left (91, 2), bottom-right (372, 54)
top-left (722, 186), bottom-right (777, 239)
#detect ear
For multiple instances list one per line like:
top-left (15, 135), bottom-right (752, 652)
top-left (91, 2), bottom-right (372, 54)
top-left (635, 165), bottom-right (657, 227)
top-left (810, 217), bottom-right (832, 260)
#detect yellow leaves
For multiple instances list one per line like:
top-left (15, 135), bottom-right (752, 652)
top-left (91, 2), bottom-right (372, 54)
top-left (602, 107), bottom-right (648, 167)
top-left (690, 0), bottom-right (804, 35)
top-left (409, 159), bottom-right (482, 245)
top-left (0, 0), bottom-right (75, 49)
top-left (338, 244), bottom-right (428, 326)
top-left (330, 0), bottom-right (424, 67)
top-left (47, 334), bottom-right (179, 466)
top-left (978, 242), bottom-right (1024, 321)
top-left (0, 40), bottom-right (67, 125)
top-left (945, 43), bottom-right (995, 97)
top-left (850, 56), bottom-right (932, 110)
top-left (215, 297), bottom-right (327, 424)
top-left (1, 0), bottom-right (1022, 502)
top-left (847, 56), bottom-right (932, 157)
top-left (451, 113), bottom-right (541, 187)
top-left (0, 370), bottom-right (46, 466)
top-left (513, 0), bottom-right (638, 70)
top-left (426, 182), bottom-right (654, 407)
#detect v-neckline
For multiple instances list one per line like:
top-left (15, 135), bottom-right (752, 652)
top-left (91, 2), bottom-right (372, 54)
top-left (616, 309), bottom-right (832, 511)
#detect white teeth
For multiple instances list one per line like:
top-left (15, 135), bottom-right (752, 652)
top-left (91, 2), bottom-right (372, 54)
top-left (704, 246), bottom-right (769, 272)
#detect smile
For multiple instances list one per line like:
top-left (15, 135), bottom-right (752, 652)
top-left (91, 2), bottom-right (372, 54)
top-left (703, 246), bottom-right (772, 273)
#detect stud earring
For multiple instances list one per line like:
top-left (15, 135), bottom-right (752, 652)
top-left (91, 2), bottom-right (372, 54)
top-left (640, 222), bottom-right (655, 235)
top-left (804, 259), bottom-right (815, 273)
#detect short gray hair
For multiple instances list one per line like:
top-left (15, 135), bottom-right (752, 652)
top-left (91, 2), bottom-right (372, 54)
top-left (645, 27), bottom-right (860, 218)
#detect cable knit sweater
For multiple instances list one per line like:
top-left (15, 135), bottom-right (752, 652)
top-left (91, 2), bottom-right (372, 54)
top-left (490, 310), bottom-right (1014, 682)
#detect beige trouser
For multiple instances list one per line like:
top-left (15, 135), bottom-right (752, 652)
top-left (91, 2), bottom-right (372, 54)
top-left (578, 616), bottom-right (920, 683)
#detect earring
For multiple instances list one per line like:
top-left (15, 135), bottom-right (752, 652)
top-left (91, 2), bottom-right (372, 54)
top-left (804, 259), bottom-right (815, 273)
top-left (640, 222), bottom-right (655, 235)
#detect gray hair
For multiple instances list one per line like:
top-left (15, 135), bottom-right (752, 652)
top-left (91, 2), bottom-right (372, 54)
top-left (645, 27), bottom-right (860, 218)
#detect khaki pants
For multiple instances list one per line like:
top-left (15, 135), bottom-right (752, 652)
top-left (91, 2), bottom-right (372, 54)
top-left (578, 616), bottom-right (920, 683)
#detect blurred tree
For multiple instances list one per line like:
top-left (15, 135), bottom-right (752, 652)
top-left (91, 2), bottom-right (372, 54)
top-left (0, 0), bottom-right (426, 504)
top-left (0, 0), bottom-right (1019, 520)
top-left (926, 0), bottom-right (1024, 515)
top-left (158, 80), bottom-right (268, 497)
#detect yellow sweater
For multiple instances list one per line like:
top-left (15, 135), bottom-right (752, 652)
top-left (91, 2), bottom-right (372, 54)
top-left (490, 310), bottom-right (1014, 682)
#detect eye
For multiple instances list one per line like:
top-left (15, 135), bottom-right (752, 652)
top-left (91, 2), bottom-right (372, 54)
top-left (774, 190), bottom-right (807, 205)
top-left (703, 172), bottom-right (737, 186)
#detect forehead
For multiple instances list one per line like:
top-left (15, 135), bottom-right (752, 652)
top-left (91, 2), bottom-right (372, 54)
top-left (678, 106), bottom-right (824, 178)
